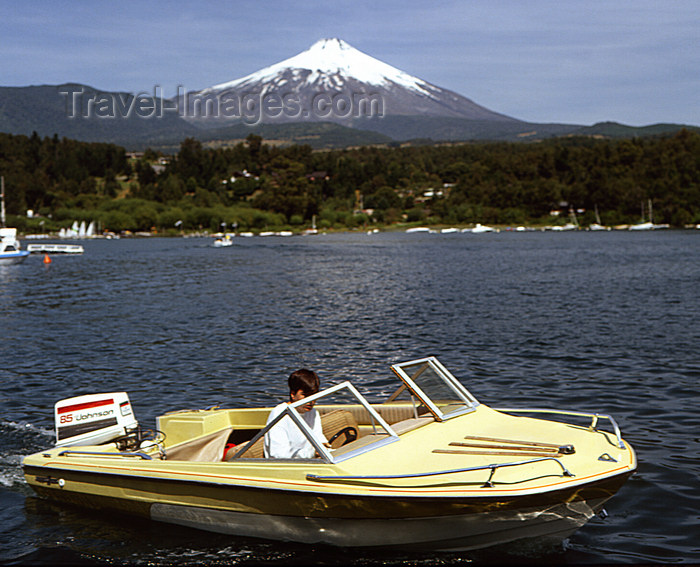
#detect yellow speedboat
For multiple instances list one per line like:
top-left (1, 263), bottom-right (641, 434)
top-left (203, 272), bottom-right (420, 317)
top-left (22, 357), bottom-right (636, 552)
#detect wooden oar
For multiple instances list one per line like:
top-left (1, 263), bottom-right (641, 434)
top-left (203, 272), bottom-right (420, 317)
top-left (462, 435), bottom-right (563, 449)
top-left (433, 449), bottom-right (563, 457)
top-left (449, 441), bottom-right (559, 453)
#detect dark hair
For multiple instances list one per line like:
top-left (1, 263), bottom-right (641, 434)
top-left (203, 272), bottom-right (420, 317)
top-left (288, 368), bottom-right (320, 395)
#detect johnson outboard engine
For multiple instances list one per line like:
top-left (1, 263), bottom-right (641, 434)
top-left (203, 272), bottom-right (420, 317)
top-left (54, 392), bottom-right (139, 447)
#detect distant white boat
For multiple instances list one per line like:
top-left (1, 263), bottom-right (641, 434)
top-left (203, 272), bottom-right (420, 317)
top-left (465, 223), bottom-right (497, 233)
top-left (405, 227), bottom-right (432, 233)
top-left (212, 235), bottom-right (233, 247)
top-left (440, 228), bottom-right (459, 234)
top-left (303, 216), bottom-right (318, 235)
top-left (0, 227), bottom-right (30, 264)
top-left (629, 199), bottom-right (667, 230)
top-left (59, 220), bottom-right (98, 238)
top-left (628, 222), bottom-right (654, 231)
top-left (60, 221), bottom-right (81, 238)
top-left (589, 206), bottom-right (610, 231)
top-left (0, 177), bottom-right (30, 265)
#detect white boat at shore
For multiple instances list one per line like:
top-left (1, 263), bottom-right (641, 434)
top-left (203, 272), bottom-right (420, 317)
top-left (629, 199), bottom-right (668, 230)
top-left (628, 221), bottom-right (654, 231)
top-left (464, 223), bottom-right (497, 233)
top-left (589, 205), bottom-right (610, 231)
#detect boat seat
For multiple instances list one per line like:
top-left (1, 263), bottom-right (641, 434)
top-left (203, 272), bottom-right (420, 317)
top-left (225, 435), bottom-right (265, 460)
top-left (317, 404), bottom-right (423, 426)
top-left (223, 409), bottom-right (360, 460)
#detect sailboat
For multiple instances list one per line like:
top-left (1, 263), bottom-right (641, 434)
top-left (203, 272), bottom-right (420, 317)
top-left (0, 176), bottom-right (30, 265)
top-left (61, 221), bottom-right (80, 238)
top-left (303, 214), bottom-right (318, 235)
top-left (552, 207), bottom-right (579, 231)
top-left (589, 205), bottom-right (609, 231)
top-left (629, 200), bottom-right (655, 230)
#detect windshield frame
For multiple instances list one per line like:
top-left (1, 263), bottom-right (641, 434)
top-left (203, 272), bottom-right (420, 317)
top-left (229, 381), bottom-right (399, 464)
top-left (390, 356), bottom-right (479, 421)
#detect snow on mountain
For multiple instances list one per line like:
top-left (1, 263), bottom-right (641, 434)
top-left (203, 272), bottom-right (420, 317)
top-left (181, 38), bottom-right (519, 126)
top-left (206, 38), bottom-right (434, 97)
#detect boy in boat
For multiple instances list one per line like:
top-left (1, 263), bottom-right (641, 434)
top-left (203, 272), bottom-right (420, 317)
top-left (264, 368), bottom-right (329, 458)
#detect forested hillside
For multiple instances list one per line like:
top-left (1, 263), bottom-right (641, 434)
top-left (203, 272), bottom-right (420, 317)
top-left (1, 130), bottom-right (699, 233)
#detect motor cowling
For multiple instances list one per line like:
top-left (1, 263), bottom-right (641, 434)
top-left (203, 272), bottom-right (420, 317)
top-left (54, 392), bottom-right (138, 447)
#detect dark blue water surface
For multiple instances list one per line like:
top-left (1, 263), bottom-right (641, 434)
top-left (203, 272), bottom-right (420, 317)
top-left (1, 230), bottom-right (699, 565)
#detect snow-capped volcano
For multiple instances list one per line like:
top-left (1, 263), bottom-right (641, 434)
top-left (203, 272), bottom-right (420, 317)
top-left (179, 38), bottom-right (519, 130)
top-left (207, 38), bottom-right (435, 96)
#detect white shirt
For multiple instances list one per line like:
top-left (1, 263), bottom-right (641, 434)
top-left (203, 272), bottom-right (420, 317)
top-left (263, 402), bottom-right (327, 459)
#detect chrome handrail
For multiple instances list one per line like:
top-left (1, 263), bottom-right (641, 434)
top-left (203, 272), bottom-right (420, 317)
top-left (307, 456), bottom-right (573, 487)
top-left (494, 407), bottom-right (625, 449)
top-left (57, 450), bottom-right (153, 460)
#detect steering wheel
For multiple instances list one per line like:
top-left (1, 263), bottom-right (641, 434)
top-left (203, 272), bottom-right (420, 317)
top-left (328, 426), bottom-right (358, 447)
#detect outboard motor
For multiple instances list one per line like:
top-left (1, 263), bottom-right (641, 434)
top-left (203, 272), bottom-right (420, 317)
top-left (54, 392), bottom-right (139, 447)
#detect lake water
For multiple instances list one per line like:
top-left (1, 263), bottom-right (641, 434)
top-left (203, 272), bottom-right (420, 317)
top-left (1, 230), bottom-right (699, 565)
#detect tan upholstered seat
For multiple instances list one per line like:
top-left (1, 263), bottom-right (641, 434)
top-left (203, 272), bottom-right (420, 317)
top-left (321, 409), bottom-right (359, 448)
top-left (223, 435), bottom-right (264, 460)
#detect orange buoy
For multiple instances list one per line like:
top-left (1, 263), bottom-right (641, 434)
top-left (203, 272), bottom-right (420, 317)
top-left (43, 254), bottom-right (52, 264)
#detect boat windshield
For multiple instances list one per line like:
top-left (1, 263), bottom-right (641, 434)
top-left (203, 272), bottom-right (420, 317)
top-left (389, 357), bottom-right (479, 421)
top-left (229, 381), bottom-right (399, 464)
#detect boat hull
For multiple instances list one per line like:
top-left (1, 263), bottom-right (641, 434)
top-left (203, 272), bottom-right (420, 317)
top-left (23, 461), bottom-right (631, 551)
top-left (0, 251), bottom-right (29, 264)
top-left (149, 496), bottom-right (607, 551)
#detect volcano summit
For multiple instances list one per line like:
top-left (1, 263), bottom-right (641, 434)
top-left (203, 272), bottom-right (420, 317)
top-left (177, 38), bottom-right (531, 138)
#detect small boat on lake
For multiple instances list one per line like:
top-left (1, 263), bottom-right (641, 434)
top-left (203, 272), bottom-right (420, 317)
top-left (0, 227), bottom-right (30, 264)
top-left (0, 177), bottom-right (30, 265)
top-left (22, 356), bottom-right (636, 552)
top-left (464, 223), bottom-right (497, 233)
top-left (212, 234), bottom-right (233, 247)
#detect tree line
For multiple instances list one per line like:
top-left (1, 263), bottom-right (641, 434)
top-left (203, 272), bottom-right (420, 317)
top-left (1, 129), bottom-right (699, 233)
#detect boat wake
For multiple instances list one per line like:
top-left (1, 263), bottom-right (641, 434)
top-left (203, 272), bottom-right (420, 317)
top-left (0, 419), bottom-right (53, 488)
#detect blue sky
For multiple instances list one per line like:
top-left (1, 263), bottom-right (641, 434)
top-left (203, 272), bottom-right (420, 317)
top-left (2, 0), bottom-right (698, 126)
